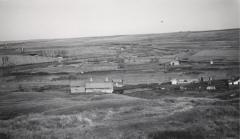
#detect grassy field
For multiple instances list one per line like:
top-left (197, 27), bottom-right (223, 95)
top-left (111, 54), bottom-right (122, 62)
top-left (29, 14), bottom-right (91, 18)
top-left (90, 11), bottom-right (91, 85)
top-left (0, 55), bottom-right (57, 67)
top-left (0, 89), bottom-right (239, 139)
top-left (0, 28), bottom-right (239, 139)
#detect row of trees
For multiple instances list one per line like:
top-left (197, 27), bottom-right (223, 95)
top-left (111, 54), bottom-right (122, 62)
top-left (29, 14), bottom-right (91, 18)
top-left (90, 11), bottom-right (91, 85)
top-left (1, 56), bottom-right (11, 76)
top-left (1, 56), bottom-right (9, 66)
top-left (39, 49), bottom-right (68, 57)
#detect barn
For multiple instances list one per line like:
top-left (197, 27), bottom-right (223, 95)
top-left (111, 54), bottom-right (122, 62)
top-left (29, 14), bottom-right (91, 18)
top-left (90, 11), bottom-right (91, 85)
top-left (70, 81), bottom-right (85, 94)
top-left (85, 82), bottom-right (113, 93)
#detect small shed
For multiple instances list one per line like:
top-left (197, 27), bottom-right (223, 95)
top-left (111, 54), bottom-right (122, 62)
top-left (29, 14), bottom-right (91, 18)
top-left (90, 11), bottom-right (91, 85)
top-left (178, 79), bottom-right (199, 84)
top-left (229, 78), bottom-right (240, 85)
top-left (206, 86), bottom-right (216, 90)
top-left (170, 60), bottom-right (180, 66)
top-left (57, 57), bottom-right (63, 63)
top-left (171, 78), bottom-right (198, 85)
top-left (210, 60), bottom-right (214, 65)
top-left (233, 79), bottom-right (240, 85)
top-left (170, 79), bottom-right (178, 85)
top-left (85, 82), bottom-right (113, 93)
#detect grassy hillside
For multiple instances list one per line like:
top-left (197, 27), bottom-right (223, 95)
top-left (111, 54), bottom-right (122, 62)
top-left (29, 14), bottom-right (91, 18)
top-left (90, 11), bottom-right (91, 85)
top-left (0, 29), bottom-right (239, 139)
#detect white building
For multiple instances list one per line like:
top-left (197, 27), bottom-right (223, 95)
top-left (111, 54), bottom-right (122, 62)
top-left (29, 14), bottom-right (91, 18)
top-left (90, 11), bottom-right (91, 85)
top-left (206, 86), bottom-right (216, 90)
top-left (210, 60), bottom-right (214, 65)
top-left (57, 57), bottom-right (63, 63)
top-left (233, 79), bottom-right (240, 85)
top-left (170, 60), bottom-right (180, 66)
top-left (70, 81), bottom-right (85, 94)
top-left (70, 77), bottom-right (115, 94)
top-left (229, 78), bottom-right (240, 85)
top-left (171, 78), bottom-right (199, 85)
top-left (170, 79), bottom-right (178, 85)
top-left (85, 82), bottom-right (113, 93)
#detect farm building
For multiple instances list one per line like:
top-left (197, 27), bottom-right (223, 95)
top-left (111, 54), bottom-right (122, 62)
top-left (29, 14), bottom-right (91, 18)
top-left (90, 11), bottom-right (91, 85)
top-left (206, 86), bottom-right (216, 90)
top-left (210, 60), bottom-right (214, 65)
top-left (15, 48), bottom-right (25, 53)
top-left (170, 60), bottom-right (180, 66)
top-left (207, 79), bottom-right (229, 90)
top-left (179, 79), bottom-right (199, 84)
top-left (200, 76), bottom-right (214, 82)
top-left (57, 57), bottom-right (63, 63)
top-left (85, 82), bottom-right (113, 93)
top-left (112, 79), bottom-right (124, 88)
top-left (170, 79), bottom-right (178, 85)
top-left (70, 78), bottom-right (114, 94)
top-left (229, 78), bottom-right (240, 85)
top-left (170, 78), bottom-right (199, 85)
top-left (70, 81), bottom-right (85, 94)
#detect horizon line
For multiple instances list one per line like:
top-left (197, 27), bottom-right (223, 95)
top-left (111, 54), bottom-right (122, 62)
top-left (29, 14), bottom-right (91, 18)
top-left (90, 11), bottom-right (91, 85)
top-left (1, 27), bottom-right (239, 43)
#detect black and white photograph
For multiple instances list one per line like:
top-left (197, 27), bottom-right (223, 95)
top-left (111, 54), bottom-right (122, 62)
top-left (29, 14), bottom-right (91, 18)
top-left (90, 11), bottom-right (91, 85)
top-left (0, 0), bottom-right (239, 138)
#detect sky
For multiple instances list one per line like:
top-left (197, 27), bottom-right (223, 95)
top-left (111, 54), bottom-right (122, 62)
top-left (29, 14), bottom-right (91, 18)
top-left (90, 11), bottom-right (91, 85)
top-left (0, 0), bottom-right (239, 41)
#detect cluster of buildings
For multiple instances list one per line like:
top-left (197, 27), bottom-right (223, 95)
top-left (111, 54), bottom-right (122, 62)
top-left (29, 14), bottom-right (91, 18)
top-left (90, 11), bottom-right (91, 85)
top-left (170, 76), bottom-right (239, 91)
top-left (228, 78), bottom-right (240, 85)
top-left (70, 77), bottom-right (123, 94)
top-left (170, 78), bottom-right (199, 85)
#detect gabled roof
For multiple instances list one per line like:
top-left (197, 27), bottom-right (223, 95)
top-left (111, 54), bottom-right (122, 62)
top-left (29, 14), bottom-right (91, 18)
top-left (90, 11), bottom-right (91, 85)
top-left (70, 81), bottom-right (85, 86)
top-left (233, 79), bottom-right (240, 82)
top-left (112, 79), bottom-right (123, 82)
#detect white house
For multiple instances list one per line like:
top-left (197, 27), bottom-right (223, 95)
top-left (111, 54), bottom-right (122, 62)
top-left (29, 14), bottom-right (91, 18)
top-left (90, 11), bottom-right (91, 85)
top-left (171, 78), bottom-right (199, 85)
top-left (229, 78), bottom-right (240, 85)
top-left (171, 79), bottom-right (178, 85)
top-left (210, 60), bottom-right (214, 65)
top-left (85, 82), bottom-right (113, 93)
top-left (233, 79), bottom-right (240, 85)
top-left (70, 81), bottom-right (85, 94)
top-left (70, 77), bottom-right (115, 94)
top-left (206, 86), bottom-right (216, 90)
top-left (178, 79), bottom-right (199, 84)
top-left (57, 57), bottom-right (63, 63)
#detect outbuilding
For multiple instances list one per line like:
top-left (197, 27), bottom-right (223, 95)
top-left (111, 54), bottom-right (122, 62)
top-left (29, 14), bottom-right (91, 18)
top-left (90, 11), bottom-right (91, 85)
top-left (210, 60), bottom-right (214, 65)
top-left (170, 60), bottom-right (180, 66)
top-left (112, 79), bottom-right (124, 88)
top-left (57, 57), bottom-right (63, 63)
top-left (170, 79), bottom-right (178, 85)
top-left (206, 86), bottom-right (216, 90)
top-left (229, 78), bottom-right (240, 85)
top-left (70, 81), bottom-right (85, 94)
top-left (170, 78), bottom-right (198, 85)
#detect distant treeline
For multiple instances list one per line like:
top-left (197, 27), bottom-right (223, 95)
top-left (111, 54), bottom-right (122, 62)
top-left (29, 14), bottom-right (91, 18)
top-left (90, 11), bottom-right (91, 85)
top-left (39, 49), bottom-right (68, 57)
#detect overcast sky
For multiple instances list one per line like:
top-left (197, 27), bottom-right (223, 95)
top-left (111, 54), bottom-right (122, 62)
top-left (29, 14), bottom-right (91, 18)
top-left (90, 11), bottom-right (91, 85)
top-left (0, 0), bottom-right (239, 41)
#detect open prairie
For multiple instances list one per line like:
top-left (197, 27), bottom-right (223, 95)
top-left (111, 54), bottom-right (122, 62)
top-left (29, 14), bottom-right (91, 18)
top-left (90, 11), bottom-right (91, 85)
top-left (0, 29), bottom-right (239, 139)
